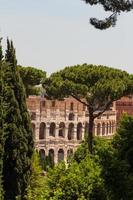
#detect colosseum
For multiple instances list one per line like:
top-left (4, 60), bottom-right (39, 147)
top-left (27, 95), bottom-right (127, 164)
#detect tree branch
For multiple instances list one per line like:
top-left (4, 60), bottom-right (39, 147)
top-left (93, 100), bottom-right (112, 118)
top-left (71, 94), bottom-right (89, 107)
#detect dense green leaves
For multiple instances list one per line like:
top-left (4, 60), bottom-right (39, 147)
top-left (18, 66), bottom-right (46, 97)
top-left (44, 64), bottom-right (133, 153)
top-left (44, 64), bottom-right (131, 106)
top-left (0, 38), bottom-right (4, 200)
top-left (2, 39), bottom-right (34, 200)
top-left (43, 158), bottom-right (106, 200)
top-left (25, 152), bottom-right (46, 200)
top-left (96, 115), bottom-right (133, 200)
top-left (41, 115), bottom-right (133, 200)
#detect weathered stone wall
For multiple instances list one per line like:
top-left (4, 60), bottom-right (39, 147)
top-left (27, 96), bottom-right (117, 164)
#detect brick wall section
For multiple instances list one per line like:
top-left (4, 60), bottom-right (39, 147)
top-left (115, 96), bottom-right (133, 123)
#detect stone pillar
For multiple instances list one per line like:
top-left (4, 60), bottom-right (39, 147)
top-left (82, 125), bottom-right (85, 140)
top-left (54, 149), bottom-right (58, 164)
top-left (111, 122), bottom-right (113, 134)
top-left (100, 124), bottom-right (102, 136)
top-left (55, 123), bottom-right (59, 139)
top-left (45, 148), bottom-right (49, 157)
top-left (65, 124), bottom-right (68, 140)
top-left (35, 122), bottom-right (39, 141)
top-left (105, 123), bottom-right (107, 136)
top-left (73, 124), bottom-right (77, 140)
top-left (46, 124), bottom-right (49, 139)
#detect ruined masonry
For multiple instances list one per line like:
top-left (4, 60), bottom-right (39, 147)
top-left (27, 95), bottom-right (133, 164)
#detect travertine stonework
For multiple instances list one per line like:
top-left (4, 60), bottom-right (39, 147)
top-left (27, 96), bottom-right (117, 164)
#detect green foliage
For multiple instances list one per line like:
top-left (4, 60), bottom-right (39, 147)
top-left (2, 39), bottom-right (34, 200)
top-left (74, 141), bottom-right (88, 163)
top-left (0, 38), bottom-right (4, 200)
top-left (33, 116), bottom-right (133, 200)
top-left (44, 64), bottom-right (132, 153)
top-left (82, 0), bottom-right (133, 29)
top-left (40, 155), bottom-right (54, 172)
top-left (25, 152), bottom-right (46, 200)
top-left (43, 157), bottom-right (106, 200)
top-left (97, 114), bottom-right (133, 200)
top-left (18, 66), bottom-right (46, 97)
top-left (44, 64), bottom-right (131, 102)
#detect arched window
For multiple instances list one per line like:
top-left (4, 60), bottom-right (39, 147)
top-left (97, 123), bottom-right (101, 136)
top-left (109, 122), bottom-right (112, 134)
top-left (59, 122), bottom-right (65, 137)
top-left (31, 123), bottom-right (35, 139)
top-left (68, 123), bottom-right (74, 140)
top-left (70, 102), bottom-right (74, 111)
top-left (39, 122), bottom-right (46, 139)
top-left (58, 149), bottom-right (64, 162)
top-left (77, 123), bottom-right (82, 140)
top-left (49, 122), bottom-right (56, 137)
top-left (68, 113), bottom-right (75, 121)
top-left (39, 149), bottom-right (45, 160)
top-left (48, 149), bottom-right (55, 165)
top-left (52, 101), bottom-right (56, 107)
top-left (102, 122), bottom-right (105, 136)
top-left (106, 123), bottom-right (109, 135)
top-left (67, 149), bottom-right (73, 163)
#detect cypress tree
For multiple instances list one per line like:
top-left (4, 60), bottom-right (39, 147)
top-left (0, 38), bottom-right (4, 200)
top-left (3, 39), bottom-right (34, 200)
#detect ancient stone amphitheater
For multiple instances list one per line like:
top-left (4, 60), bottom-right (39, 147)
top-left (27, 95), bottom-right (127, 164)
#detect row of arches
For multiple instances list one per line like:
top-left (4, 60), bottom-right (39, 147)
top-left (32, 121), bottom-right (116, 140)
top-left (84, 122), bottom-right (115, 136)
top-left (32, 122), bottom-right (83, 140)
top-left (95, 122), bottom-right (115, 136)
top-left (39, 148), bottom-right (73, 163)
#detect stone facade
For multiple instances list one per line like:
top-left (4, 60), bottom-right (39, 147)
top-left (115, 96), bottom-right (133, 122)
top-left (27, 96), bottom-right (117, 164)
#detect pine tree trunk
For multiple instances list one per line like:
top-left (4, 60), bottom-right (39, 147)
top-left (87, 107), bottom-right (94, 154)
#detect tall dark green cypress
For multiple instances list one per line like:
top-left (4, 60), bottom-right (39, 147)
top-left (3, 39), bottom-right (34, 200)
top-left (0, 38), bottom-right (4, 200)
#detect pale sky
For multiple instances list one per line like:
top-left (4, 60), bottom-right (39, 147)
top-left (0, 0), bottom-right (133, 75)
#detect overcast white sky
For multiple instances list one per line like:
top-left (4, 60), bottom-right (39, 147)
top-left (0, 0), bottom-right (133, 75)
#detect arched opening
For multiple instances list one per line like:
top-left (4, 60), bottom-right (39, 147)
top-left (67, 149), bottom-right (73, 163)
top-left (68, 123), bottom-right (74, 140)
top-left (48, 149), bottom-right (55, 165)
top-left (109, 122), bottom-right (112, 134)
top-left (39, 122), bottom-right (46, 139)
top-left (39, 149), bottom-right (45, 160)
top-left (77, 123), bottom-right (82, 140)
top-left (70, 102), bottom-right (74, 111)
top-left (58, 149), bottom-right (64, 162)
top-left (97, 123), bottom-right (101, 136)
top-left (49, 122), bottom-right (56, 137)
top-left (59, 122), bottom-right (65, 137)
top-left (102, 122), bottom-right (105, 136)
top-left (68, 113), bottom-right (75, 121)
top-left (106, 123), bottom-right (109, 135)
top-left (31, 123), bottom-right (35, 139)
